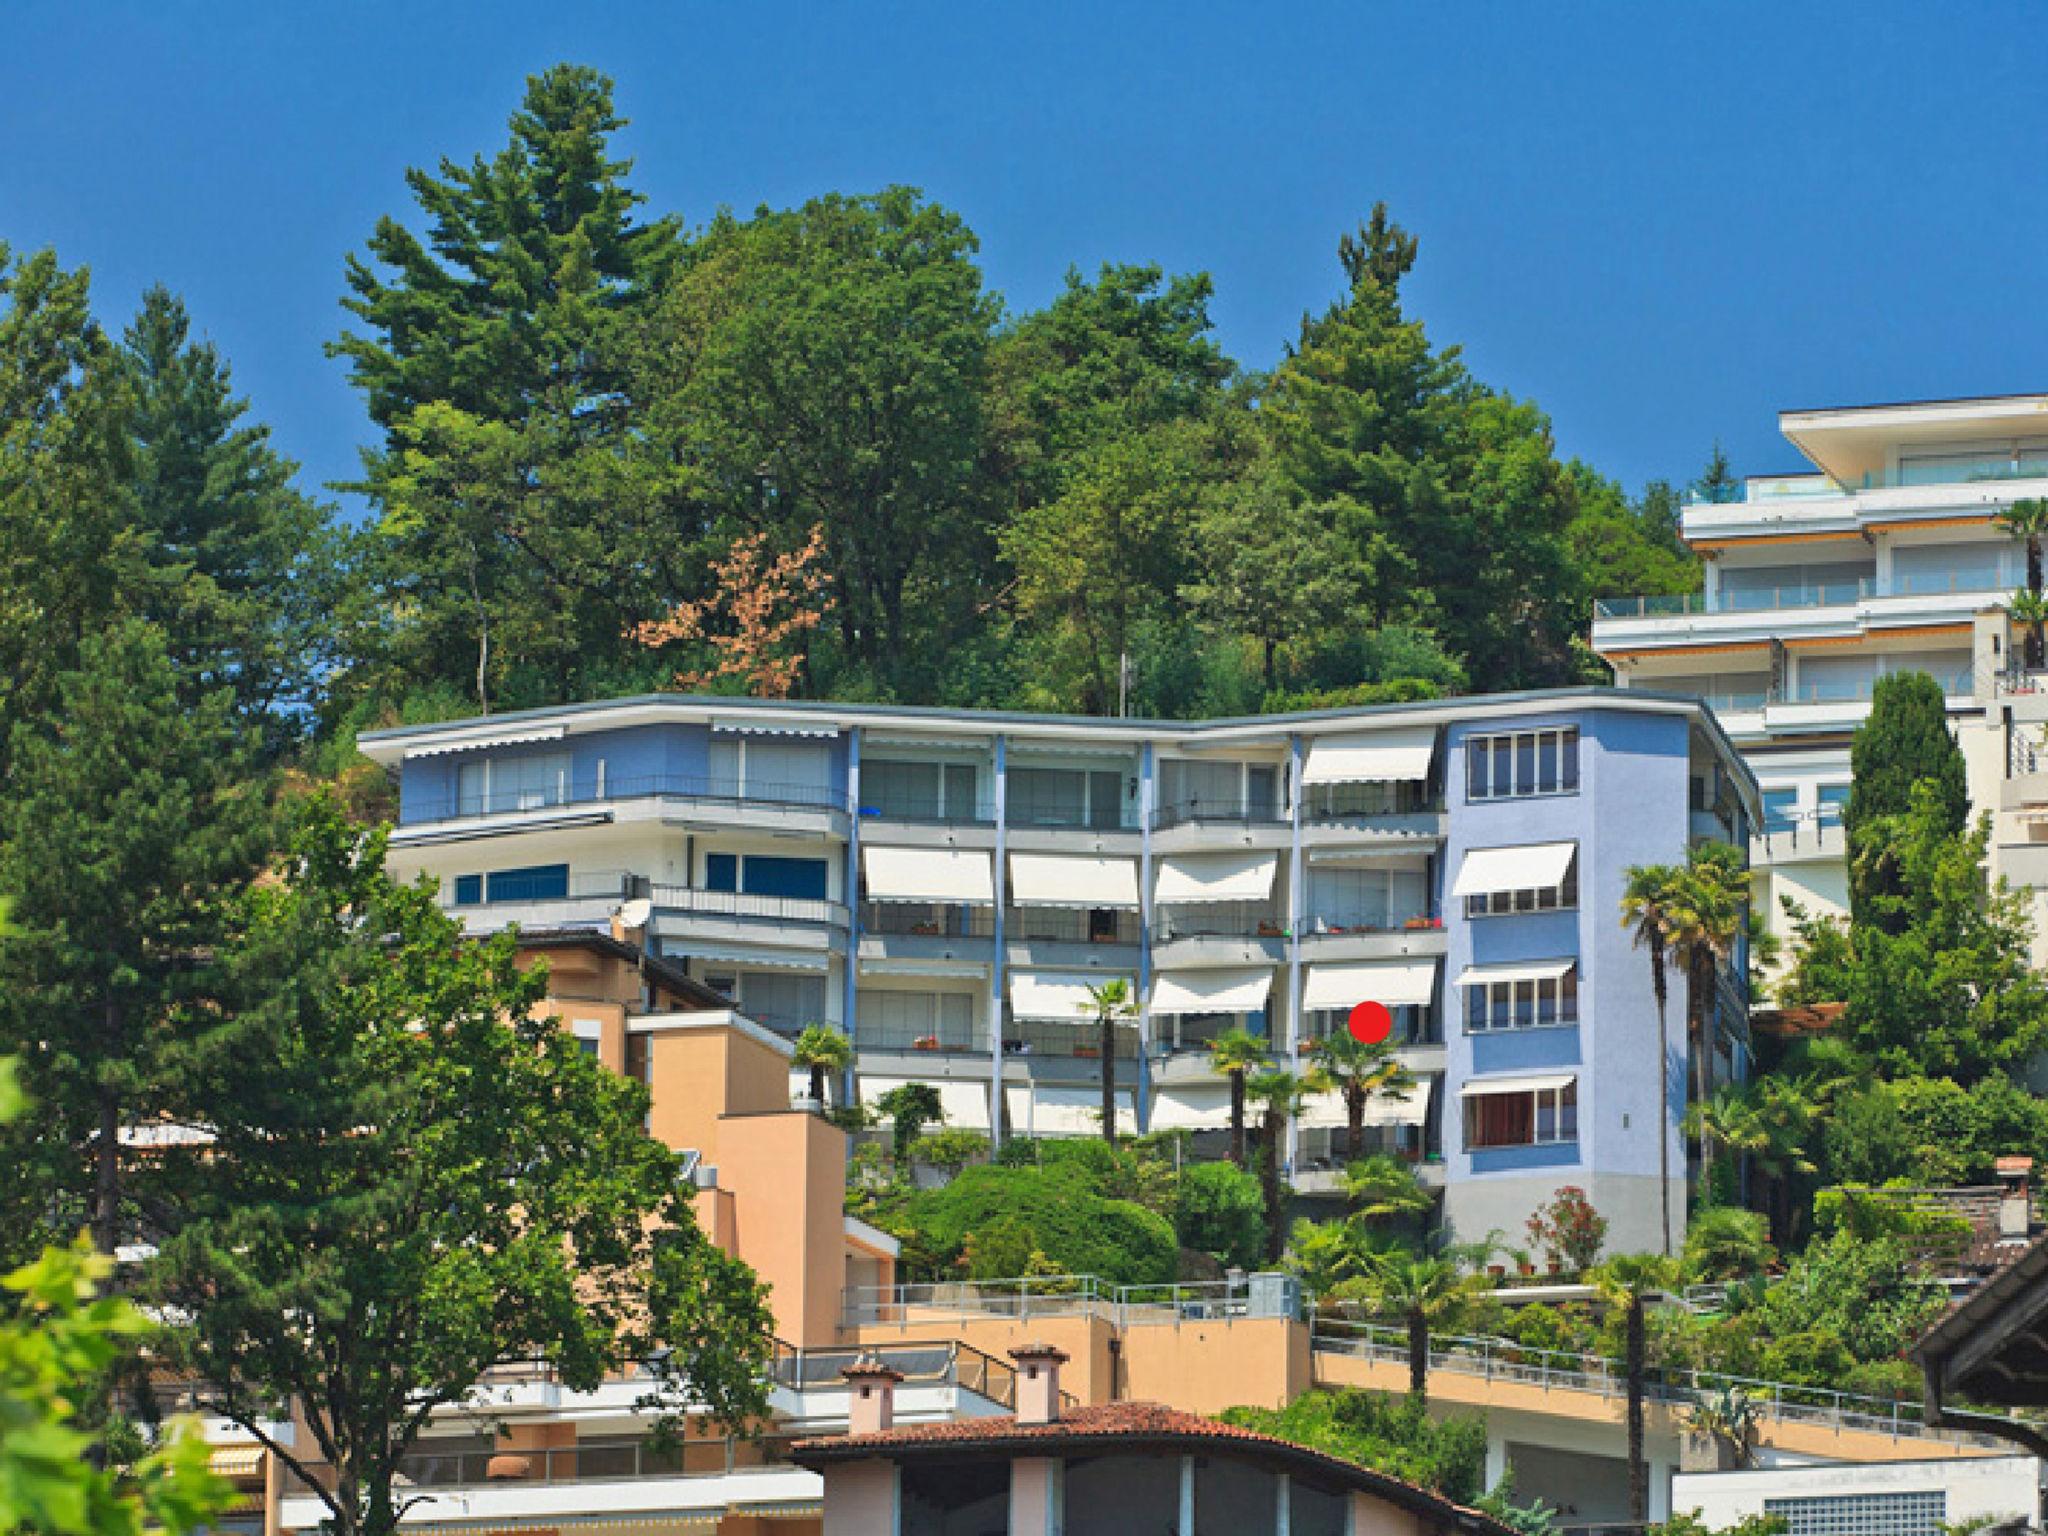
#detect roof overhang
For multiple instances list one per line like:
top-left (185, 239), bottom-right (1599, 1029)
top-left (1782, 394), bottom-right (2048, 487)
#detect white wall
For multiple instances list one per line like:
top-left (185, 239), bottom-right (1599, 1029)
top-left (1672, 1455), bottom-right (2041, 1533)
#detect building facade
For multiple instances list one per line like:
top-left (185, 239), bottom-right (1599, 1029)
top-left (1591, 393), bottom-right (2048, 964)
top-left (357, 688), bottom-right (1755, 1252)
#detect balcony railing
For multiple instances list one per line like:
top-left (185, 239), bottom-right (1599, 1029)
top-left (854, 1023), bottom-right (991, 1055)
top-left (1154, 903), bottom-right (1286, 943)
top-left (857, 901), bottom-right (996, 939)
top-left (845, 1272), bottom-right (1304, 1329)
top-left (1003, 907), bottom-right (1141, 946)
top-left (288, 1433), bottom-right (808, 1495)
top-left (1299, 910), bottom-right (1441, 939)
top-left (648, 884), bottom-right (847, 927)
top-left (1597, 572), bottom-right (2012, 622)
top-left (1302, 786), bottom-right (1441, 822)
top-left (449, 869), bottom-right (637, 908)
top-left (1005, 1019), bottom-right (1141, 1059)
top-left (1152, 798), bottom-right (1288, 831)
top-left (405, 772), bottom-right (848, 825)
top-left (856, 797), bottom-right (997, 827)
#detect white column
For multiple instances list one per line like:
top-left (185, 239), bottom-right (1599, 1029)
top-left (1178, 1455), bottom-right (1195, 1534)
top-left (1275, 1470), bottom-right (1292, 1536)
top-left (991, 734), bottom-right (1009, 1147)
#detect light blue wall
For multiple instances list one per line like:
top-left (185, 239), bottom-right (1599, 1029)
top-left (1441, 708), bottom-right (1695, 1201)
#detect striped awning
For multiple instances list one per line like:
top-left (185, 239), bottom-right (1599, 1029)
top-left (403, 725), bottom-right (565, 759)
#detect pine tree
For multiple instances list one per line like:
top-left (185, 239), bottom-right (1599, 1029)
top-left (0, 621), bottom-right (268, 1256)
top-left (1843, 670), bottom-right (1967, 929)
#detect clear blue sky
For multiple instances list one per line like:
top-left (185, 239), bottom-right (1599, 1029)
top-left (6, 2), bottom-right (2047, 513)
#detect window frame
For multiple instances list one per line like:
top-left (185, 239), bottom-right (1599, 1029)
top-left (1465, 728), bottom-right (1580, 803)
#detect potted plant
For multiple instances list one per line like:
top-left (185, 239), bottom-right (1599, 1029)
top-left (913, 1034), bottom-right (939, 1052)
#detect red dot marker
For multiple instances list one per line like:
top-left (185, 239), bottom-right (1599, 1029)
top-left (1347, 1000), bottom-right (1393, 1046)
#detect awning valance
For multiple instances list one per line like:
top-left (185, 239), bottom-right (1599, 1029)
top-left (1450, 841), bottom-right (1577, 898)
top-left (1299, 1077), bottom-right (1434, 1129)
top-left (403, 724), bottom-right (565, 759)
top-left (1009, 970), bottom-right (1133, 1020)
top-left (1457, 1072), bottom-right (1576, 1099)
top-left (1453, 958), bottom-right (1578, 988)
top-left (1008, 853), bottom-right (1140, 909)
top-left (1301, 725), bottom-right (1438, 786)
top-left (1301, 959), bottom-right (1439, 1012)
top-left (861, 846), bottom-right (994, 904)
top-left (1005, 1084), bottom-right (1136, 1137)
top-left (1147, 1085), bottom-right (1231, 1131)
top-left (676, 945), bottom-right (829, 974)
top-left (712, 718), bottom-right (838, 738)
top-left (1154, 850), bottom-right (1279, 905)
top-left (1150, 967), bottom-right (1274, 1015)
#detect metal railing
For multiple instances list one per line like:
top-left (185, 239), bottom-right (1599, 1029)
top-left (858, 901), bottom-right (996, 939)
top-left (843, 1272), bottom-right (1305, 1330)
top-left (405, 772), bottom-right (850, 825)
top-left (1153, 902), bottom-right (1287, 943)
top-left (768, 1337), bottom-right (1028, 1408)
top-left (1005, 1019), bottom-right (1141, 1060)
top-left (1308, 1320), bottom-right (2011, 1447)
top-left (1597, 574), bottom-right (2014, 622)
top-left (649, 884), bottom-right (848, 927)
top-left (1152, 798), bottom-right (1289, 831)
top-left (1298, 909), bottom-right (1442, 939)
top-left (287, 1434), bottom-right (808, 1495)
top-left (1004, 907), bottom-right (1141, 946)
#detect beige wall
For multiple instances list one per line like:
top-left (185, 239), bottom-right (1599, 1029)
top-left (823, 1461), bottom-right (897, 1536)
top-left (645, 1021), bottom-right (794, 1161)
top-left (1119, 1317), bottom-right (1310, 1415)
top-left (717, 1109), bottom-right (849, 1347)
top-left (843, 1313), bottom-right (1120, 1404)
top-left (1352, 1492), bottom-right (1428, 1536)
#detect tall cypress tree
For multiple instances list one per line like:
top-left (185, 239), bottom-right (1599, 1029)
top-left (1843, 669), bottom-right (1969, 931)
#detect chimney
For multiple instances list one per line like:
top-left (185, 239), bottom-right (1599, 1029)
top-left (842, 1354), bottom-right (903, 1435)
top-left (1998, 1156), bottom-right (2034, 1240)
top-left (1009, 1342), bottom-right (1068, 1426)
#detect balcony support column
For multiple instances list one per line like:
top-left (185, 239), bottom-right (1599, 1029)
top-left (990, 733), bottom-right (1008, 1148)
top-left (843, 726), bottom-right (862, 1104)
top-left (1286, 733), bottom-right (1305, 1167)
top-left (1136, 740), bottom-right (1155, 1133)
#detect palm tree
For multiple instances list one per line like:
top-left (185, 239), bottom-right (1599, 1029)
top-left (1681, 1205), bottom-right (1774, 1282)
top-left (791, 1023), bottom-right (852, 1107)
top-left (1208, 1027), bottom-right (1269, 1169)
top-left (1620, 862), bottom-right (1683, 1256)
top-left (1999, 497), bottom-right (2048, 669)
top-left (1591, 1253), bottom-right (1683, 1523)
top-left (1341, 1153), bottom-right (1433, 1225)
top-left (1081, 978), bottom-right (1138, 1146)
top-left (1287, 1217), bottom-right (1407, 1300)
top-left (1315, 1031), bottom-right (1414, 1160)
top-left (1687, 1385), bottom-right (1762, 1470)
top-left (2012, 588), bottom-right (2048, 677)
top-left (1339, 1251), bottom-right (1485, 1401)
top-left (1667, 843), bottom-right (1746, 1189)
top-left (1246, 1066), bottom-right (1325, 1261)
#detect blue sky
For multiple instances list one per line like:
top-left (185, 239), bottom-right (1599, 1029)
top-left (6, 2), bottom-right (2047, 513)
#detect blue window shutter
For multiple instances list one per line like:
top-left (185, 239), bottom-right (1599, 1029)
top-left (485, 865), bottom-right (569, 902)
top-left (741, 856), bottom-right (829, 900)
top-left (705, 854), bottom-right (739, 893)
top-left (453, 875), bottom-right (482, 906)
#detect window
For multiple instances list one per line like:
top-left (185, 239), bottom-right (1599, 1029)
top-left (483, 864), bottom-right (568, 903)
top-left (1466, 728), bottom-right (1579, 801)
top-left (1466, 1081), bottom-right (1577, 1149)
top-left (740, 972), bottom-right (827, 1033)
top-left (1009, 764), bottom-right (1128, 829)
top-left (701, 854), bottom-right (829, 901)
top-left (705, 853), bottom-right (738, 892)
top-left (455, 752), bottom-right (570, 815)
top-left (863, 759), bottom-right (980, 820)
top-left (1465, 969), bottom-right (1578, 1032)
top-left (452, 874), bottom-right (482, 906)
top-left (1464, 860), bottom-right (1578, 918)
top-left (1764, 1491), bottom-right (1946, 1536)
top-left (855, 991), bottom-right (977, 1050)
top-left (1817, 783), bottom-right (1850, 826)
top-left (1763, 788), bottom-right (1798, 835)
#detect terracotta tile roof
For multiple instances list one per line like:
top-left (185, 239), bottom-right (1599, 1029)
top-left (791, 1401), bottom-right (1513, 1535)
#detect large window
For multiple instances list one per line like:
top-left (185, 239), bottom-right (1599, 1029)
top-left (451, 865), bottom-right (569, 905)
top-left (1158, 759), bottom-right (1283, 823)
top-left (856, 990), bottom-right (978, 1050)
top-left (455, 752), bottom-right (570, 815)
top-left (703, 853), bottom-right (830, 901)
top-left (1817, 783), bottom-right (1850, 826)
top-left (1762, 788), bottom-right (1798, 835)
top-left (733, 972), bottom-right (827, 1034)
top-left (1466, 728), bottom-right (1579, 801)
top-left (1464, 861), bottom-right (1578, 918)
top-left (1465, 968), bottom-right (1578, 1032)
top-left (862, 758), bottom-right (981, 821)
top-left (1764, 1491), bottom-right (1947, 1536)
top-left (1466, 1081), bottom-right (1578, 1149)
top-left (1009, 764), bottom-right (1127, 829)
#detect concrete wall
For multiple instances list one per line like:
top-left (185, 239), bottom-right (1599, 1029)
top-left (1117, 1317), bottom-right (1311, 1415)
top-left (716, 1108), bottom-right (849, 1348)
top-left (1672, 1454), bottom-right (2041, 1532)
top-left (821, 1460), bottom-right (897, 1536)
top-left (643, 1018), bottom-right (794, 1160)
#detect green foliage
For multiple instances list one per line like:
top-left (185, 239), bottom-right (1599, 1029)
top-left (1845, 671), bottom-right (1969, 930)
top-left (897, 1163), bottom-right (1177, 1286)
top-left (909, 1127), bottom-right (988, 1173)
top-left (1525, 1186), bottom-right (1608, 1272)
top-left (791, 1024), bottom-right (853, 1106)
top-left (1823, 1073), bottom-right (2048, 1187)
top-left (1683, 1206), bottom-right (1775, 1280)
top-left (1748, 1227), bottom-right (1945, 1369)
top-left (1811, 1186), bottom-right (1973, 1255)
top-left (1220, 1389), bottom-right (1488, 1502)
top-left (875, 1081), bottom-right (944, 1164)
top-left (1172, 1161), bottom-right (1266, 1272)
top-left (1652, 1513), bottom-right (1787, 1536)
top-left (149, 798), bottom-right (775, 1536)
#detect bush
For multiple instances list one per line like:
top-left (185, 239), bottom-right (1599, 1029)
top-left (1753, 1228), bottom-right (1945, 1369)
top-left (1222, 1389), bottom-right (1487, 1501)
top-left (1174, 1161), bottom-right (1265, 1271)
top-left (910, 1127), bottom-right (988, 1172)
top-left (902, 1163), bottom-right (1177, 1285)
top-left (1525, 1186), bottom-right (1607, 1272)
top-left (1684, 1207), bottom-right (1775, 1280)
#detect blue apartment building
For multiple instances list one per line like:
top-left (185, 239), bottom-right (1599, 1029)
top-left (359, 688), bottom-right (1754, 1251)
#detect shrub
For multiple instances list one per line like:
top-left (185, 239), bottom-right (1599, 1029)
top-left (1525, 1186), bottom-right (1607, 1272)
top-left (902, 1163), bottom-right (1177, 1285)
top-left (875, 1082), bottom-right (944, 1163)
top-left (1174, 1161), bottom-right (1265, 1271)
top-left (1221, 1389), bottom-right (1487, 1501)
top-left (1684, 1206), bottom-right (1775, 1280)
top-left (911, 1127), bottom-right (989, 1173)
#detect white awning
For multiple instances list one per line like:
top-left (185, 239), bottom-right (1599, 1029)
top-left (1149, 967), bottom-right (1274, 1016)
top-left (1154, 850), bottom-right (1279, 905)
top-left (1457, 1072), bottom-right (1577, 1099)
top-left (1008, 853), bottom-right (1140, 909)
top-left (1005, 1084), bottom-right (1136, 1137)
top-left (1299, 1077), bottom-right (1434, 1129)
top-left (1301, 959), bottom-right (1439, 1012)
top-left (1451, 841), bottom-right (1577, 898)
top-left (1453, 958), bottom-right (1578, 988)
top-left (677, 945), bottom-right (830, 974)
top-left (1307, 847), bottom-right (1432, 869)
top-left (860, 1076), bottom-right (993, 1132)
top-left (1301, 725), bottom-right (1438, 786)
top-left (1008, 970), bottom-right (1133, 1020)
top-left (1148, 1085), bottom-right (1231, 1130)
top-left (712, 718), bottom-right (839, 738)
top-left (403, 724), bottom-right (565, 759)
top-left (861, 846), bottom-right (994, 904)
top-left (857, 959), bottom-right (989, 980)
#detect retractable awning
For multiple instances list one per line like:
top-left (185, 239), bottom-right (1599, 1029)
top-left (1301, 959), bottom-right (1439, 1012)
top-left (1008, 970), bottom-right (1133, 1019)
top-left (861, 1076), bottom-right (992, 1131)
top-left (860, 846), bottom-right (994, 904)
top-left (1457, 1072), bottom-right (1576, 1099)
top-left (1154, 850), bottom-right (1279, 905)
top-left (712, 718), bottom-right (838, 738)
top-left (1008, 853), bottom-right (1140, 909)
top-left (1148, 1085), bottom-right (1231, 1130)
top-left (1452, 958), bottom-right (1578, 988)
top-left (1299, 1077), bottom-right (1434, 1129)
top-left (674, 945), bottom-right (829, 973)
top-left (1450, 841), bottom-right (1577, 898)
top-left (1149, 967), bottom-right (1274, 1015)
top-left (857, 959), bottom-right (988, 980)
top-left (403, 724), bottom-right (565, 758)
top-left (1301, 725), bottom-right (1438, 786)
top-left (1005, 1084), bottom-right (1136, 1137)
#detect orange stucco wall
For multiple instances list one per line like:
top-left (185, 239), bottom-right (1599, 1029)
top-left (644, 1021), bottom-right (792, 1161)
top-left (716, 1109), bottom-right (849, 1347)
top-left (844, 1312), bottom-right (1121, 1404)
top-left (1118, 1317), bottom-right (1311, 1415)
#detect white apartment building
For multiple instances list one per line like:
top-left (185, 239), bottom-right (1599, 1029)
top-left (1591, 393), bottom-right (2048, 960)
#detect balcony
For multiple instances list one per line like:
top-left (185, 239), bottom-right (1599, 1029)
top-left (1152, 902), bottom-right (1287, 967)
top-left (854, 1023), bottom-right (992, 1057)
top-left (447, 868), bottom-right (637, 931)
top-left (1003, 906), bottom-right (1142, 966)
top-left (396, 771), bottom-right (848, 843)
top-left (858, 901), bottom-right (995, 940)
top-left (1597, 572), bottom-right (2012, 624)
top-left (1152, 796), bottom-right (1289, 833)
top-left (1005, 1018), bottom-right (1141, 1061)
top-left (649, 884), bottom-right (848, 930)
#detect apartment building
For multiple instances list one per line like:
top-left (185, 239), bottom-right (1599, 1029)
top-left (1591, 394), bottom-right (2048, 958)
top-left (357, 688), bottom-right (1754, 1252)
